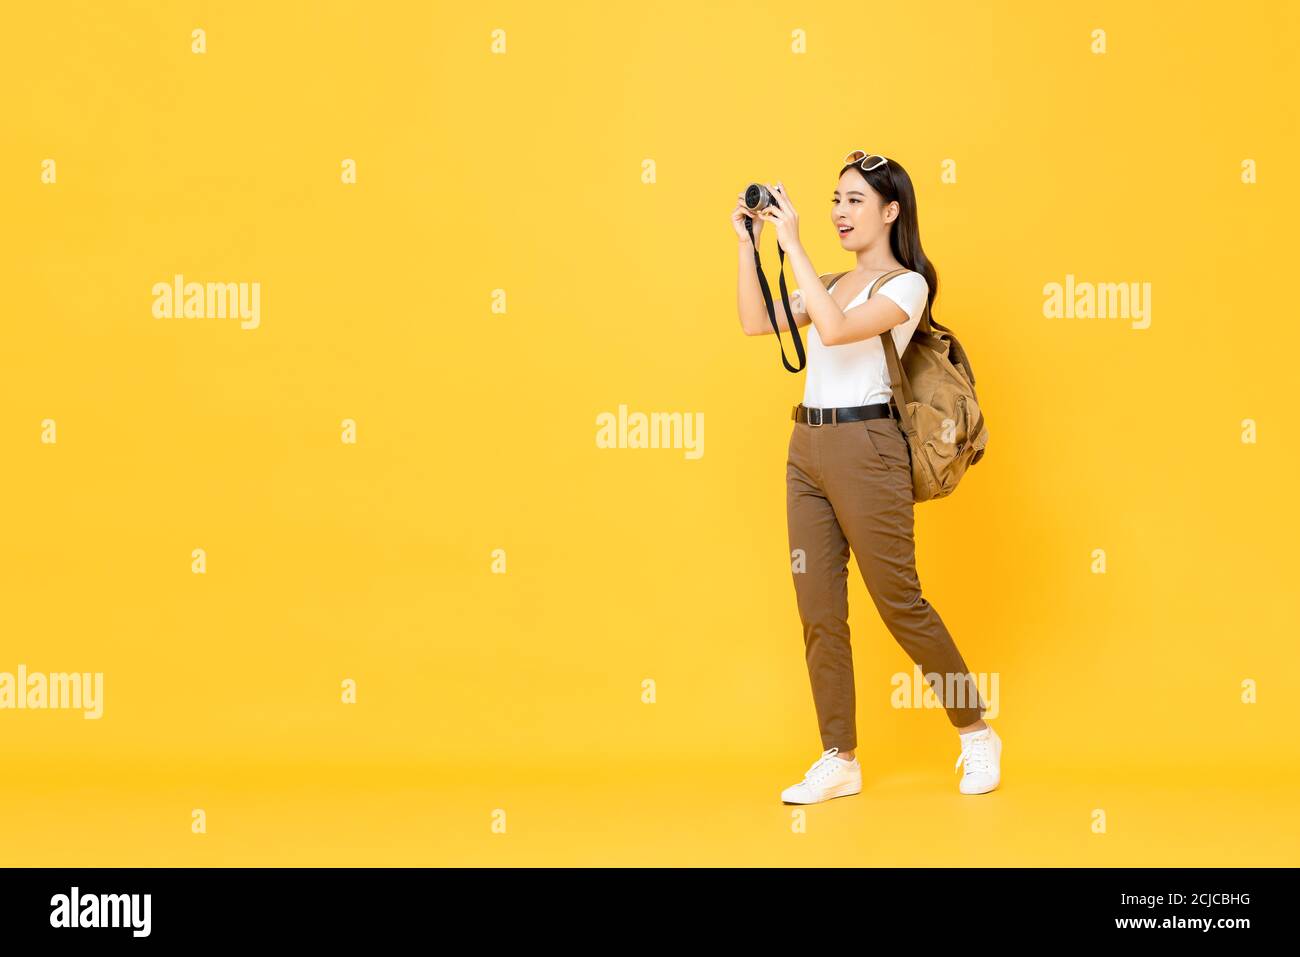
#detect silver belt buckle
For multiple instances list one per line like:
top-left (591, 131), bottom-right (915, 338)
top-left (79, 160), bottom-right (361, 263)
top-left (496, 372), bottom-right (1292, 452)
top-left (808, 406), bottom-right (824, 427)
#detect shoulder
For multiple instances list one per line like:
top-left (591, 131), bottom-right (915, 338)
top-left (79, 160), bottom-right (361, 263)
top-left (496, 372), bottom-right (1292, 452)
top-left (879, 270), bottom-right (927, 295)
top-left (875, 270), bottom-right (929, 323)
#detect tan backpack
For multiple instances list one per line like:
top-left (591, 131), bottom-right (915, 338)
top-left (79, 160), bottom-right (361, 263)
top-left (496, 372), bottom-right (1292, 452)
top-left (821, 268), bottom-right (989, 502)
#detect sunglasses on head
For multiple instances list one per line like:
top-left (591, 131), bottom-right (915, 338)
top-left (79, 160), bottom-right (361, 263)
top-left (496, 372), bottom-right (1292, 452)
top-left (845, 149), bottom-right (888, 172)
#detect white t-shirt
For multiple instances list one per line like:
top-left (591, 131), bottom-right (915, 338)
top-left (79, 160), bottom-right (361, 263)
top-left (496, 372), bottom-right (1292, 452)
top-left (798, 270), bottom-right (929, 408)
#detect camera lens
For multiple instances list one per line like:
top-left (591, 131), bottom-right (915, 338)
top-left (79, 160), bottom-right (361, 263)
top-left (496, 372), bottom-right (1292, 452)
top-left (744, 183), bottom-right (770, 211)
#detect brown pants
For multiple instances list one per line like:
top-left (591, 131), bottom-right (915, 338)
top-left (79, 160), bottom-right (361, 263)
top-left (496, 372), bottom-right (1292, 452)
top-left (786, 409), bottom-right (985, 752)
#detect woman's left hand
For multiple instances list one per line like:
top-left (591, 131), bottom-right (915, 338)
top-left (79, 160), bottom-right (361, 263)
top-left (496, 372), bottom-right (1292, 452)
top-left (759, 181), bottom-right (802, 252)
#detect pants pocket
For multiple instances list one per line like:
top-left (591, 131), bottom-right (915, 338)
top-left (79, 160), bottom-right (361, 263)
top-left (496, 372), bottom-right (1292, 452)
top-left (860, 421), bottom-right (887, 470)
top-left (865, 418), bottom-right (909, 471)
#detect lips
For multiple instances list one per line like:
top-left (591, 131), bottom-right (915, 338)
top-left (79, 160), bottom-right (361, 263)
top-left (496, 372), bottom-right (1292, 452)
top-left (838, 225), bottom-right (854, 235)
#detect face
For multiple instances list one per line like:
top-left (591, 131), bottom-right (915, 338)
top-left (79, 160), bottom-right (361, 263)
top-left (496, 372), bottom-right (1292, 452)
top-left (831, 169), bottom-right (898, 249)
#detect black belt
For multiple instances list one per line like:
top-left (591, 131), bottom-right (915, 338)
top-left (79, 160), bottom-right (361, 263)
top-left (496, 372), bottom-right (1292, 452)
top-left (792, 402), bottom-right (895, 426)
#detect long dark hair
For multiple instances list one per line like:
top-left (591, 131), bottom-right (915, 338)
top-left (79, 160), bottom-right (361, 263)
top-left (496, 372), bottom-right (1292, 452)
top-left (837, 156), bottom-right (937, 326)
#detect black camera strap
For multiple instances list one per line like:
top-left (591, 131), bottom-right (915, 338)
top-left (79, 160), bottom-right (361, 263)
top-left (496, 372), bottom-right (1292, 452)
top-left (745, 215), bottom-right (805, 373)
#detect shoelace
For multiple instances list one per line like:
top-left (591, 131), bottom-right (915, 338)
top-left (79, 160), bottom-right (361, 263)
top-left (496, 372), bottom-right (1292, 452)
top-left (802, 747), bottom-right (842, 786)
top-left (955, 732), bottom-right (993, 775)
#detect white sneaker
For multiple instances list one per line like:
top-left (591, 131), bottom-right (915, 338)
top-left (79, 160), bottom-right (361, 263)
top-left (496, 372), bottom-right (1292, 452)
top-left (954, 724), bottom-right (1002, 794)
top-left (781, 747), bottom-right (862, 804)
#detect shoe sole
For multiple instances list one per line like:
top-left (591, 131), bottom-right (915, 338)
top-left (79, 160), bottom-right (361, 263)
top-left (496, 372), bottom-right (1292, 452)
top-left (781, 778), bottom-right (863, 805)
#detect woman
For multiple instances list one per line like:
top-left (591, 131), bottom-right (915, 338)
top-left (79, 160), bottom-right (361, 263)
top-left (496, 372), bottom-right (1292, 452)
top-left (731, 151), bottom-right (1001, 803)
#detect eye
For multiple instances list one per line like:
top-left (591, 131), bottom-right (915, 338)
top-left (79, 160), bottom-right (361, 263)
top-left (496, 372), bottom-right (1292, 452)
top-left (850, 198), bottom-right (861, 204)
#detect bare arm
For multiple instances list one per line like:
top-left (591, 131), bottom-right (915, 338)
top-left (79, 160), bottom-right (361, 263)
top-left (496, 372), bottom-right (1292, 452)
top-left (784, 244), bottom-right (910, 346)
top-left (755, 184), bottom-right (913, 346)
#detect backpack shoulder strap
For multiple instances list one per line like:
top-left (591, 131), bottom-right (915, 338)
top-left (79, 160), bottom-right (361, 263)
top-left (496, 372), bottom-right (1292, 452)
top-left (867, 268), bottom-right (912, 297)
top-left (867, 268), bottom-right (917, 432)
top-left (870, 268), bottom-right (980, 394)
top-left (867, 268), bottom-right (937, 335)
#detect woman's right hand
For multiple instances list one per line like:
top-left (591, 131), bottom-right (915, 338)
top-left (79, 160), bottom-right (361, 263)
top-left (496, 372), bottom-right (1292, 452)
top-left (733, 194), bottom-right (762, 243)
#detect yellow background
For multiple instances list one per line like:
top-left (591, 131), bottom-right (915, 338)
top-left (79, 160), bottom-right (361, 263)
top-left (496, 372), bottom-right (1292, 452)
top-left (2, 0), bottom-right (1298, 866)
